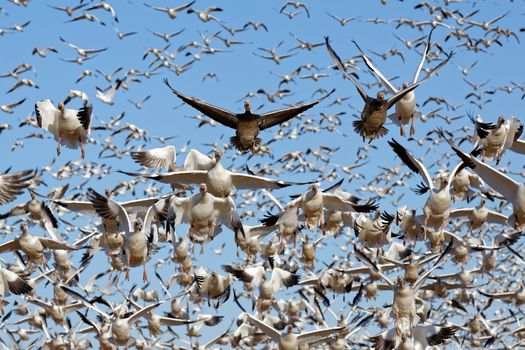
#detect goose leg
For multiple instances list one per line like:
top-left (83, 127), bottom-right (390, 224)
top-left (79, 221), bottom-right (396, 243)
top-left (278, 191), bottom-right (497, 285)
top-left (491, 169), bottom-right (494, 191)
top-left (57, 137), bottom-right (61, 156)
top-left (143, 264), bottom-right (148, 282)
top-left (80, 139), bottom-right (85, 159)
top-left (399, 117), bottom-right (405, 137)
top-left (409, 114), bottom-right (415, 136)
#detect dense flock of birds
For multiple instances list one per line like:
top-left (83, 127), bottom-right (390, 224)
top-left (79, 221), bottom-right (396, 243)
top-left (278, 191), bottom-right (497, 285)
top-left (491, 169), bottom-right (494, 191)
top-left (1, 0), bottom-right (525, 349)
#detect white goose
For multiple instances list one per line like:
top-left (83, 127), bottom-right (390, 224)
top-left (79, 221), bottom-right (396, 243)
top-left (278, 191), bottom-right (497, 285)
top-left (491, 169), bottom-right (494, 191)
top-left (130, 147), bottom-right (215, 172)
top-left (35, 99), bottom-right (92, 158)
top-left (449, 197), bottom-right (508, 231)
top-left (370, 323), bottom-right (458, 349)
top-left (245, 313), bottom-right (346, 350)
top-left (95, 78), bottom-right (122, 105)
top-left (63, 286), bottom-right (164, 347)
top-left (85, 188), bottom-right (169, 281)
top-left (0, 224), bottom-right (78, 269)
top-left (167, 183), bottom-right (244, 249)
top-left (471, 115), bottom-right (523, 164)
top-left (444, 132), bottom-right (525, 229)
top-left (389, 138), bottom-right (463, 240)
top-left (122, 149), bottom-right (307, 198)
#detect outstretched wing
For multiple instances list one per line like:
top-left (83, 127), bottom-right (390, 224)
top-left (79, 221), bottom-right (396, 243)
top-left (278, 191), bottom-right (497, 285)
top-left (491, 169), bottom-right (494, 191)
top-left (258, 89), bottom-right (335, 130)
top-left (164, 78), bottom-right (238, 129)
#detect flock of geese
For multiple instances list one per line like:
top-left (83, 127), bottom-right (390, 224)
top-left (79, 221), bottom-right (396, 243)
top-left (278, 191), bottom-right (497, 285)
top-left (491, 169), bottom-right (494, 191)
top-left (1, 0), bottom-right (525, 349)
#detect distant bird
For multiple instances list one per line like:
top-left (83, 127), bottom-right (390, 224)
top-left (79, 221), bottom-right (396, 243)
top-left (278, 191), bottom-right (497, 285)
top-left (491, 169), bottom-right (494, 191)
top-left (326, 13), bottom-right (358, 26)
top-left (164, 78), bottom-right (334, 152)
top-left (32, 47), bottom-right (58, 58)
top-left (280, 1), bottom-right (310, 18)
top-left (0, 98), bottom-right (26, 114)
top-left (186, 6), bottom-right (223, 23)
top-left (146, 1), bottom-right (195, 19)
top-left (35, 99), bottom-right (92, 158)
top-left (60, 37), bottom-right (107, 57)
top-left (6, 78), bottom-right (38, 94)
top-left (85, 2), bottom-right (119, 22)
top-left (96, 78), bottom-right (122, 105)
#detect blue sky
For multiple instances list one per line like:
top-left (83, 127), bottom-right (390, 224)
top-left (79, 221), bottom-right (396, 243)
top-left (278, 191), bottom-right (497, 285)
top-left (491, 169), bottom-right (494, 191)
top-left (0, 0), bottom-right (524, 348)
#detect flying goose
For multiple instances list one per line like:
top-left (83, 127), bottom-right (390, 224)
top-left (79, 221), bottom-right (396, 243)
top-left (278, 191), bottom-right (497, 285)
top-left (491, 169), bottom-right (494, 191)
top-left (389, 138), bottom-right (463, 240)
top-left (354, 242), bottom-right (451, 339)
top-left (281, 183), bottom-right (378, 231)
top-left (0, 169), bottom-right (32, 205)
top-left (35, 99), bottom-right (92, 158)
top-left (245, 313), bottom-right (346, 350)
top-left (470, 115), bottom-right (523, 163)
top-left (121, 149), bottom-right (311, 197)
top-left (0, 224), bottom-right (78, 270)
top-left (164, 78), bottom-right (334, 152)
top-left (352, 29), bottom-right (437, 136)
top-left (130, 147), bottom-right (215, 172)
top-left (442, 130), bottom-right (525, 229)
top-left (370, 323), bottom-right (458, 349)
top-left (449, 197), bottom-right (508, 231)
top-left (85, 188), bottom-right (169, 281)
top-left (167, 183), bottom-right (244, 249)
top-left (64, 286), bottom-right (164, 347)
top-left (325, 37), bottom-right (452, 142)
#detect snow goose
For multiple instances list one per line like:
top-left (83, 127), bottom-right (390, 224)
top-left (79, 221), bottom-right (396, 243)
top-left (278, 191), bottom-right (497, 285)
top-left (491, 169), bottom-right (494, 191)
top-left (85, 188), bottom-right (169, 281)
top-left (35, 99), bottom-right (92, 158)
top-left (370, 323), bottom-right (458, 349)
top-left (167, 183), bottom-right (244, 250)
top-left (223, 262), bottom-right (299, 312)
top-left (325, 37), bottom-right (452, 142)
top-left (443, 130), bottom-right (525, 229)
top-left (121, 149), bottom-right (310, 197)
top-left (449, 197), bottom-right (508, 231)
top-left (352, 29), bottom-right (437, 136)
top-left (286, 183), bottom-right (378, 231)
top-left (64, 286), bottom-right (164, 347)
top-left (245, 313), bottom-right (346, 350)
top-left (130, 147), bottom-right (215, 172)
top-left (96, 78), bottom-right (122, 105)
top-left (191, 268), bottom-right (232, 307)
top-left (471, 114), bottom-right (507, 163)
top-left (389, 138), bottom-right (463, 240)
top-left (355, 210), bottom-right (395, 248)
top-left (26, 298), bottom-right (83, 330)
top-left (0, 224), bottom-right (78, 270)
top-left (0, 169), bottom-right (32, 205)
top-left (354, 242), bottom-right (451, 339)
top-left (164, 79), bottom-right (334, 152)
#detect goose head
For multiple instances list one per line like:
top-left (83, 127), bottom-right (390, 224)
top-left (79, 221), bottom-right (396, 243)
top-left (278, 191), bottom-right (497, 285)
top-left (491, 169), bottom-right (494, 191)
top-left (199, 183), bottom-right (207, 198)
top-left (57, 102), bottom-right (65, 111)
top-left (497, 115), bottom-right (505, 128)
top-left (134, 218), bottom-right (142, 233)
top-left (214, 149), bottom-right (222, 162)
top-left (376, 91), bottom-right (385, 102)
top-left (20, 223), bottom-right (28, 235)
top-left (244, 99), bottom-right (251, 113)
top-left (402, 82), bottom-right (409, 89)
